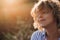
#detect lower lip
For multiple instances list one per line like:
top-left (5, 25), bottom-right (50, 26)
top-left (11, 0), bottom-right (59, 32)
top-left (39, 19), bottom-right (45, 21)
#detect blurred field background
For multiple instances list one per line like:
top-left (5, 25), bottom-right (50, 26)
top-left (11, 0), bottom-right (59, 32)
top-left (0, 0), bottom-right (38, 40)
top-left (0, 0), bottom-right (60, 40)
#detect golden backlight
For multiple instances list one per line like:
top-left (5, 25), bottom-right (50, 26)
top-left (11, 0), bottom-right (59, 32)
top-left (1, 0), bottom-right (20, 15)
top-left (0, 0), bottom-right (33, 33)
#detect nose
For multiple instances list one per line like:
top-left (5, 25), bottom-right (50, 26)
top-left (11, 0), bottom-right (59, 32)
top-left (35, 9), bottom-right (43, 18)
top-left (33, 13), bottom-right (43, 21)
top-left (38, 14), bottom-right (43, 18)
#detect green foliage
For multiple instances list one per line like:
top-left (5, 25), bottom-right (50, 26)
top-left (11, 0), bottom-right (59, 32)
top-left (0, 32), bottom-right (17, 40)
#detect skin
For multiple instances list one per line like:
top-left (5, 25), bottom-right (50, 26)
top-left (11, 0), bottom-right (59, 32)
top-left (32, 7), bottom-right (59, 40)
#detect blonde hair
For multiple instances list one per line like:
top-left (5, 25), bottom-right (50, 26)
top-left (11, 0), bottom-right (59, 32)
top-left (31, 0), bottom-right (60, 29)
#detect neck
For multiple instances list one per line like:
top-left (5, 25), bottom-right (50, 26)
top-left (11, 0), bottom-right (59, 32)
top-left (45, 22), bottom-right (58, 40)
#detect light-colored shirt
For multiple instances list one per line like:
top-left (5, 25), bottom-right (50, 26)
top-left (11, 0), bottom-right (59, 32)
top-left (31, 30), bottom-right (60, 40)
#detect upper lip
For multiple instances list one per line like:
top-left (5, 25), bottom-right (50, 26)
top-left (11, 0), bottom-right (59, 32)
top-left (38, 19), bottom-right (45, 21)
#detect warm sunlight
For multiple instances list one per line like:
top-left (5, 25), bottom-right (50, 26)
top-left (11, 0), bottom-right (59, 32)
top-left (5, 0), bottom-right (16, 4)
top-left (1, 0), bottom-right (20, 15)
top-left (1, 0), bottom-right (32, 21)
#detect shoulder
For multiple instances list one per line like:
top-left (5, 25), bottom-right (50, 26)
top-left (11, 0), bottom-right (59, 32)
top-left (30, 30), bottom-right (42, 40)
top-left (32, 30), bottom-right (41, 36)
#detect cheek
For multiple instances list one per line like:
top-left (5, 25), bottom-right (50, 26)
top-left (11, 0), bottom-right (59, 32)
top-left (45, 14), bottom-right (54, 22)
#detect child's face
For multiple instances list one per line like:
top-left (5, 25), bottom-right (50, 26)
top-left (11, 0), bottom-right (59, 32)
top-left (33, 8), bottom-right (55, 28)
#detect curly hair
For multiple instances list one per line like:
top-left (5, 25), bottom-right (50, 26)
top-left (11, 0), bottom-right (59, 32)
top-left (31, 0), bottom-right (60, 29)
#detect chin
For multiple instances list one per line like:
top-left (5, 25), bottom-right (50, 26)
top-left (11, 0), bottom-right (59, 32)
top-left (39, 24), bottom-right (48, 28)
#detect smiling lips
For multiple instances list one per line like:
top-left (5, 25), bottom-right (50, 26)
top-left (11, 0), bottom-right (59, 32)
top-left (36, 17), bottom-right (46, 22)
top-left (38, 19), bottom-right (45, 21)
